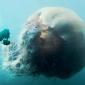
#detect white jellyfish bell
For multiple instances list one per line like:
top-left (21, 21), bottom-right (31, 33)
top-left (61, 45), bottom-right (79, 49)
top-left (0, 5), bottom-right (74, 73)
top-left (3, 7), bottom-right (85, 79)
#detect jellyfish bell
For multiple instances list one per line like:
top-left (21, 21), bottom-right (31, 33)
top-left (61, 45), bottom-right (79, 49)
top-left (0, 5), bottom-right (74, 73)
top-left (6, 7), bottom-right (85, 79)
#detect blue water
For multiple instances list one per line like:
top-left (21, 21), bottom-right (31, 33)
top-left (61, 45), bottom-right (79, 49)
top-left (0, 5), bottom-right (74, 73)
top-left (0, 0), bottom-right (85, 85)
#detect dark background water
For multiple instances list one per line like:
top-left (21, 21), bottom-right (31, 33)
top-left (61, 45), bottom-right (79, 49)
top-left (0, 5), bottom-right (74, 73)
top-left (0, 0), bottom-right (85, 85)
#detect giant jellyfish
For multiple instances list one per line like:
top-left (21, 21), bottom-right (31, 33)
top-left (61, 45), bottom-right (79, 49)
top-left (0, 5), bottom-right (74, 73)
top-left (5, 7), bottom-right (85, 79)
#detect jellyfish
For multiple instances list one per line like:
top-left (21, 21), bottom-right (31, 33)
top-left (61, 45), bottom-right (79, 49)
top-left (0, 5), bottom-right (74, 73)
top-left (5, 7), bottom-right (85, 79)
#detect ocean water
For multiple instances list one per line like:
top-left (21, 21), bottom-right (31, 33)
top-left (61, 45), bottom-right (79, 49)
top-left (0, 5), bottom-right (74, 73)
top-left (0, 0), bottom-right (85, 85)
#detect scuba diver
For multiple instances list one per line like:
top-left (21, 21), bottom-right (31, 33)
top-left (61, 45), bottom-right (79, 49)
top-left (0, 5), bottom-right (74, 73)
top-left (0, 29), bottom-right (10, 45)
